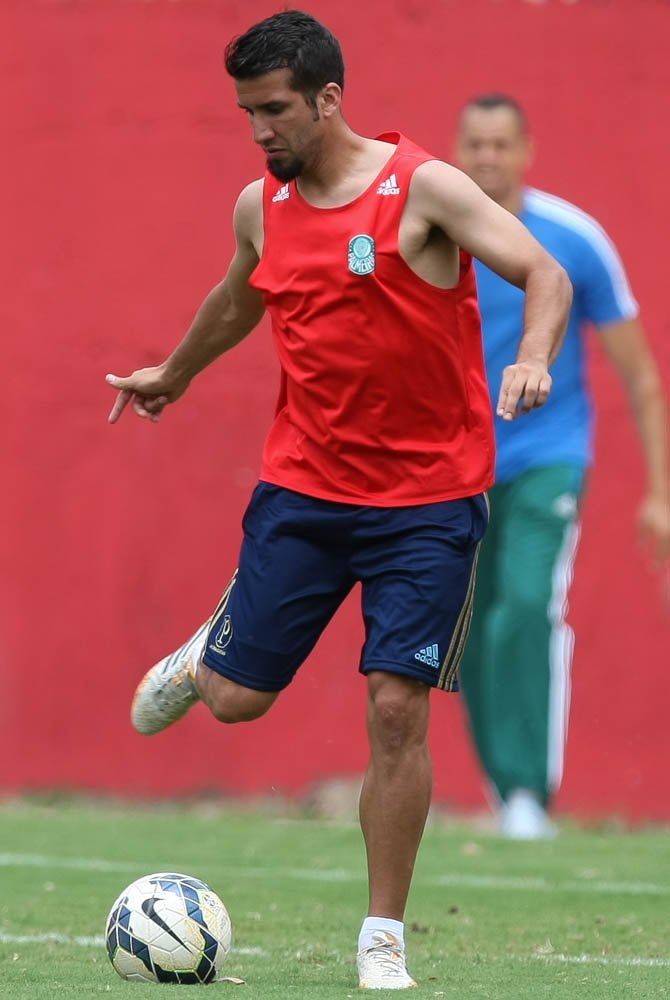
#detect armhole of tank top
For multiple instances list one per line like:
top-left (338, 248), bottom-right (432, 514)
top-left (459, 249), bottom-right (473, 282)
top-left (396, 156), bottom-right (471, 292)
top-left (389, 154), bottom-right (418, 245)
top-left (254, 175), bottom-right (270, 268)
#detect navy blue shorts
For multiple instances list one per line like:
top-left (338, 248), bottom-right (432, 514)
top-left (202, 483), bottom-right (489, 693)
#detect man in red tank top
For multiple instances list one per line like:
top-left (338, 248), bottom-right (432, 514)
top-left (106, 11), bottom-right (572, 990)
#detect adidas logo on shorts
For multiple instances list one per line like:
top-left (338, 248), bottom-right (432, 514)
top-left (414, 643), bottom-right (440, 668)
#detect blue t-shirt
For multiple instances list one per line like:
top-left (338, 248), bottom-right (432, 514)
top-left (475, 187), bottom-right (638, 482)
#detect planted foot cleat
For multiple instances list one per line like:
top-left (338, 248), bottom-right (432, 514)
top-left (131, 622), bottom-right (209, 735)
top-left (500, 789), bottom-right (557, 841)
top-left (357, 931), bottom-right (417, 990)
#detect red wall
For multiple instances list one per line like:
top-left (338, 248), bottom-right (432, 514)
top-left (2, 0), bottom-right (669, 821)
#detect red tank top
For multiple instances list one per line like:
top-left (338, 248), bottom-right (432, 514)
top-left (249, 132), bottom-right (494, 506)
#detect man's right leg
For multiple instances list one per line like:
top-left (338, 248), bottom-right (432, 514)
top-left (130, 615), bottom-right (280, 734)
top-left (130, 482), bottom-right (353, 736)
top-left (196, 663), bottom-right (279, 722)
top-left (131, 619), bottom-right (208, 735)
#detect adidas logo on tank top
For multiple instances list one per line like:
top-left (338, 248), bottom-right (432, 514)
top-left (376, 173), bottom-right (400, 196)
top-left (272, 183), bottom-right (290, 203)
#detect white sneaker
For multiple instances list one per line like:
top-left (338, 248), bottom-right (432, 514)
top-left (130, 622), bottom-right (209, 735)
top-left (357, 931), bottom-right (417, 990)
top-left (500, 789), bottom-right (557, 841)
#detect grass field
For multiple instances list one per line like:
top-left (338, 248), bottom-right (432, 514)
top-left (0, 799), bottom-right (668, 999)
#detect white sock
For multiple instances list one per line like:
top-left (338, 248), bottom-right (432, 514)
top-left (178, 620), bottom-right (210, 677)
top-left (358, 916), bottom-right (405, 952)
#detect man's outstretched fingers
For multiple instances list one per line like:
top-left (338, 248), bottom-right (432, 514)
top-left (106, 373), bottom-right (169, 425)
top-left (108, 388), bottom-right (132, 424)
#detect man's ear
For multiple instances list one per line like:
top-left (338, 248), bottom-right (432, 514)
top-left (319, 82), bottom-right (342, 119)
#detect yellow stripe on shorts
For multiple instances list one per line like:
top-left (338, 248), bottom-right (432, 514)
top-left (437, 541), bottom-right (481, 692)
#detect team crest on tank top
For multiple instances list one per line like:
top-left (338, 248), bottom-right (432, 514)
top-left (348, 234), bottom-right (376, 275)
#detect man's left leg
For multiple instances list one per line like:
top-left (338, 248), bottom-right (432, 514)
top-left (354, 492), bottom-right (487, 989)
top-left (357, 671), bottom-right (430, 990)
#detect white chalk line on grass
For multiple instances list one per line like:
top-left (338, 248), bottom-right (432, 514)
top-left (0, 931), bottom-right (264, 956)
top-left (1, 932), bottom-right (667, 969)
top-left (434, 873), bottom-right (670, 896)
top-left (0, 853), bottom-right (137, 873)
top-left (1, 852), bottom-right (668, 898)
top-left (0, 931), bottom-right (104, 947)
top-left (532, 953), bottom-right (670, 969)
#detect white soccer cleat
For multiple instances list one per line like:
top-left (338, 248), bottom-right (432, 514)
top-left (499, 789), bottom-right (557, 841)
top-left (357, 931), bottom-right (417, 990)
top-left (131, 622), bottom-right (209, 735)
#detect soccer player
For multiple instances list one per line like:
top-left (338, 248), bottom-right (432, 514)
top-left (455, 93), bottom-right (670, 840)
top-left (106, 15), bottom-right (571, 989)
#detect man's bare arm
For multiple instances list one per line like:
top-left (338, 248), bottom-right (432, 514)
top-left (599, 317), bottom-right (670, 565)
top-left (411, 161), bottom-right (573, 420)
top-left (106, 180), bottom-right (265, 424)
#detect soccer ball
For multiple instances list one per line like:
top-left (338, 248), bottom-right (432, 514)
top-left (105, 872), bottom-right (232, 984)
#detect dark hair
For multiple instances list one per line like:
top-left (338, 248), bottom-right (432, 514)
top-left (460, 93), bottom-right (528, 133)
top-left (224, 10), bottom-right (345, 106)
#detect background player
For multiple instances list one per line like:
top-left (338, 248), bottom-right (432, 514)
top-left (455, 93), bottom-right (670, 840)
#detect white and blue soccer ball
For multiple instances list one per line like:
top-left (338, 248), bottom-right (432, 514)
top-left (105, 872), bottom-right (232, 984)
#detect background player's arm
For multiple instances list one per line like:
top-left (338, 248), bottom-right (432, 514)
top-left (411, 160), bottom-right (572, 420)
top-left (599, 317), bottom-right (670, 564)
top-left (107, 181), bottom-right (265, 424)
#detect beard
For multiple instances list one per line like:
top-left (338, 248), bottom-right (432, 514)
top-left (267, 155), bottom-right (305, 182)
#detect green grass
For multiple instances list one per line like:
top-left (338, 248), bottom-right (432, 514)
top-left (0, 799), bottom-right (668, 998)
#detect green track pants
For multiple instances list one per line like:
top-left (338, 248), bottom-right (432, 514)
top-left (459, 464), bottom-right (585, 806)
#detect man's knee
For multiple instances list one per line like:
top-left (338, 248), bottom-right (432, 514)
top-left (367, 672), bottom-right (430, 752)
top-left (197, 664), bottom-right (279, 723)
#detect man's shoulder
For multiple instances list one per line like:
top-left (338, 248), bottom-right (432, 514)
top-left (523, 187), bottom-right (607, 246)
top-left (524, 188), bottom-right (636, 311)
top-left (523, 187), bottom-right (627, 267)
top-left (407, 158), bottom-right (469, 194)
top-left (234, 178), bottom-right (264, 215)
top-left (233, 178), bottom-right (264, 239)
top-left (237, 177), bottom-right (264, 204)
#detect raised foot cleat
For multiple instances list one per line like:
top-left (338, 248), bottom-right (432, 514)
top-left (131, 623), bottom-right (209, 735)
top-left (357, 931), bottom-right (417, 990)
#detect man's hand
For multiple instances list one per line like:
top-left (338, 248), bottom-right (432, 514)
top-left (497, 360), bottom-right (552, 422)
top-left (105, 366), bottom-right (190, 424)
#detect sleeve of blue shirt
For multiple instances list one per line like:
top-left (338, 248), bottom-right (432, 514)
top-left (572, 218), bottom-right (639, 328)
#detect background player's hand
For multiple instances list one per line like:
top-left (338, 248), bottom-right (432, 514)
top-left (497, 360), bottom-right (552, 421)
top-left (105, 366), bottom-right (190, 424)
top-left (637, 493), bottom-right (670, 568)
